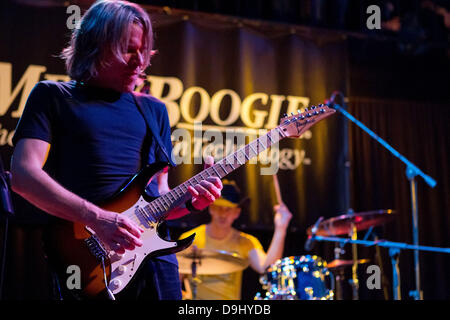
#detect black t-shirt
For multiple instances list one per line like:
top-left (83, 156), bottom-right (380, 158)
top-left (13, 80), bottom-right (177, 264)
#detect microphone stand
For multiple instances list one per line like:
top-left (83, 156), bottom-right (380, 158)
top-left (304, 217), bottom-right (324, 252)
top-left (328, 100), bottom-right (436, 300)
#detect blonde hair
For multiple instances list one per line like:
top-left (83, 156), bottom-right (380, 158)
top-left (61, 0), bottom-right (154, 81)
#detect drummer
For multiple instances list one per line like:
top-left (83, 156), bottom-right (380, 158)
top-left (178, 180), bottom-right (292, 300)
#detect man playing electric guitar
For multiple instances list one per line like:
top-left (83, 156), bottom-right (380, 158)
top-left (10, 0), bottom-right (222, 300)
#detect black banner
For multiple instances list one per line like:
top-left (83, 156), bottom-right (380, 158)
top-left (0, 2), bottom-right (349, 230)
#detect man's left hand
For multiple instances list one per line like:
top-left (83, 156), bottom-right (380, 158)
top-left (187, 156), bottom-right (223, 211)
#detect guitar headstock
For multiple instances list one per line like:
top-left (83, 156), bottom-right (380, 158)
top-left (278, 104), bottom-right (336, 138)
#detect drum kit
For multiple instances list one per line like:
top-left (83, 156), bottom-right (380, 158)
top-left (177, 209), bottom-right (395, 300)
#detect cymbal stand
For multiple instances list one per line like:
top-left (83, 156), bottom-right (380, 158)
top-left (389, 248), bottom-right (401, 300)
top-left (333, 244), bottom-right (346, 300)
top-left (348, 222), bottom-right (359, 300)
top-left (190, 249), bottom-right (201, 300)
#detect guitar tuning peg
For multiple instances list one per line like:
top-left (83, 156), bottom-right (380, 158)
top-left (282, 113), bottom-right (288, 118)
top-left (297, 109), bottom-right (302, 114)
top-left (291, 112), bottom-right (295, 116)
top-left (304, 107), bottom-right (309, 112)
top-left (311, 105), bottom-right (316, 110)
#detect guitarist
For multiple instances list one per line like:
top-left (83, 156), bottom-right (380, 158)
top-left (10, 0), bottom-right (222, 300)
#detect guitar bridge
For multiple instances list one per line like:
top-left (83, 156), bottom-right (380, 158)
top-left (84, 235), bottom-right (108, 261)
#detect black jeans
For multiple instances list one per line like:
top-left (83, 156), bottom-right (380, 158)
top-left (52, 258), bottom-right (182, 300)
top-left (116, 259), bottom-right (182, 300)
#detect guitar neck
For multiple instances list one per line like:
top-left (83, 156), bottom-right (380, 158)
top-left (144, 127), bottom-right (287, 219)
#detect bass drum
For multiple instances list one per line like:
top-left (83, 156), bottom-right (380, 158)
top-left (255, 255), bottom-right (334, 300)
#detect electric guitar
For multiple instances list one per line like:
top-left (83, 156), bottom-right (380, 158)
top-left (45, 104), bottom-right (335, 298)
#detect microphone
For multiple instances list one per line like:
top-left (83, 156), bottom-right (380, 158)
top-left (325, 91), bottom-right (347, 109)
top-left (304, 216), bottom-right (324, 251)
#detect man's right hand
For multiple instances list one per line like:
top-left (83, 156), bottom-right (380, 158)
top-left (87, 209), bottom-right (144, 254)
top-left (12, 139), bottom-right (145, 255)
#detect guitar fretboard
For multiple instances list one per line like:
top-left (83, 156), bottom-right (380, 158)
top-left (140, 126), bottom-right (286, 221)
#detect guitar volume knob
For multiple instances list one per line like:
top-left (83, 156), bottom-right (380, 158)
top-left (117, 265), bottom-right (127, 275)
top-left (109, 279), bottom-right (122, 290)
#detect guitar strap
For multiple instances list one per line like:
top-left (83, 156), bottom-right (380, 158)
top-left (132, 93), bottom-right (178, 242)
top-left (131, 92), bottom-right (175, 168)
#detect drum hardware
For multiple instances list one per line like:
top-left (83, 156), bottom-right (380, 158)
top-left (389, 248), bottom-right (401, 300)
top-left (364, 227), bottom-right (390, 299)
top-left (306, 210), bottom-right (396, 237)
top-left (311, 235), bottom-right (450, 300)
top-left (255, 255), bottom-right (334, 300)
top-left (190, 246), bottom-right (200, 300)
top-left (349, 214), bottom-right (359, 300)
top-left (328, 257), bottom-right (370, 300)
top-left (374, 234), bottom-right (390, 300)
top-left (307, 209), bottom-right (395, 300)
top-left (327, 259), bottom-right (370, 269)
top-left (177, 246), bottom-right (248, 275)
top-left (333, 244), bottom-right (345, 300)
top-left (177, 246), bottom-right (248, 300)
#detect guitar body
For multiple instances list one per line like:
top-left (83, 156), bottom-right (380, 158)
top-left (45, 162), bottom-right (195, 299)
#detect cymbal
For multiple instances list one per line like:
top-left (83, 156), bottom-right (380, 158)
top-left (307, 210), bottom-right (395, 236)
top-left (177, 246), bottom-right (249, 275)
top-left (327, 259), bottom-right (370, 269)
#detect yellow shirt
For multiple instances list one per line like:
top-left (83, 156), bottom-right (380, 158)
top-left (179, 225), bottom-right (263, 300)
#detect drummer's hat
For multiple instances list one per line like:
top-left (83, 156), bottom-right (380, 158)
top-left (213, 180), bottom-right (249, 208)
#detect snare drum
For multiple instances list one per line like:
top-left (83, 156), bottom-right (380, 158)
top-left (255, 255), bottom-right (334, 300)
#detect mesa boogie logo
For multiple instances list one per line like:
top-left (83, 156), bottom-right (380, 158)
top-left (0, 62), bottom-right (314, 172)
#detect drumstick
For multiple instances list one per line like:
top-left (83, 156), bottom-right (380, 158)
top-left (272, 174), bottom-right (284, 205)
